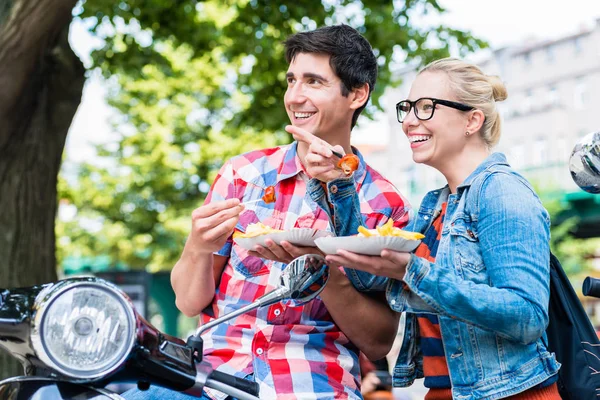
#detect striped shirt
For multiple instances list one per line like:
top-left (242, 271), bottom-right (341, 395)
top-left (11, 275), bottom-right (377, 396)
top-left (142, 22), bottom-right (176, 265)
top-left (200, 142), bottom-right (410, 399)
top-left (413, 203), bottom-right (450, 390)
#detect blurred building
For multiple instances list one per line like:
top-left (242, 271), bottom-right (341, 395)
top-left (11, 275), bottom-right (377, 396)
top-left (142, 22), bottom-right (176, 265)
top-left (357, 18), bottom-right (600, 236)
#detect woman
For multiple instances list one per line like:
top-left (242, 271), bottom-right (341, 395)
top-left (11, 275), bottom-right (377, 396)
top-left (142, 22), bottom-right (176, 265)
top-left (296, 58), bottom-right (561, 399)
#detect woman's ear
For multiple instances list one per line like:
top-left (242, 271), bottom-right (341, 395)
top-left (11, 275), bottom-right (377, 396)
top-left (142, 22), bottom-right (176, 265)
top-left (349, 83), bottom-right (370, 110)
top-left (466, 109), bottom-right (485, 134)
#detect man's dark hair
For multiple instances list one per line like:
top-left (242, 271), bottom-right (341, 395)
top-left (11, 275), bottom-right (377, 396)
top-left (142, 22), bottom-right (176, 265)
top-left (284, 24), bottom-right (377, 129)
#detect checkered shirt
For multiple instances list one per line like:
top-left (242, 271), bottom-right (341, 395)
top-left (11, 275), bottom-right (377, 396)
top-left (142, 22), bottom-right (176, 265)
top-left (200, 142), bottom-right (409, 399)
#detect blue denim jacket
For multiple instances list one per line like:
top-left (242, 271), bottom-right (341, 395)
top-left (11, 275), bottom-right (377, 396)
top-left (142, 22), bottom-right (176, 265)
top-left (329, 153), bottom-right (560, 399)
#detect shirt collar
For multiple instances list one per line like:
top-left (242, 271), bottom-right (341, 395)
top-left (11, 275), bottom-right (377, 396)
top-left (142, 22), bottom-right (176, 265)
top-left (277, 142), bottom-right (306, 182)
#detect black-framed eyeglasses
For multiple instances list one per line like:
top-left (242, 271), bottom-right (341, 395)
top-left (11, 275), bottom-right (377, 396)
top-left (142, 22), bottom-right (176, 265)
top-left (396, 97), bottom-right (474, 123)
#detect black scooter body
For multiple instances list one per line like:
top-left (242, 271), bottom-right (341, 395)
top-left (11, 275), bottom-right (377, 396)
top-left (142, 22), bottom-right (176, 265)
top-left (0, 377), bottom-right (121, 400)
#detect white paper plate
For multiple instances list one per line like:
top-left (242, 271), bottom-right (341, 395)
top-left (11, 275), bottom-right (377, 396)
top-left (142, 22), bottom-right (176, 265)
top-left (314, 235), bottom-right (421, 256)
top-left (235, 228), bottom-right (333, 251)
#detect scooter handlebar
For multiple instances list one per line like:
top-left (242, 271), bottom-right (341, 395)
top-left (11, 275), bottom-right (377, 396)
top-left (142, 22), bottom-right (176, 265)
top-left (583, 277), bottom-right (600, 298)
top-left (205, 370), bottom-right (259, 400)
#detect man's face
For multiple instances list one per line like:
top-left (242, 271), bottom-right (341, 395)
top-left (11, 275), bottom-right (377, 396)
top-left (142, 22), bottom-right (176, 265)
top-left (284, 53), bottom-right (355, 141)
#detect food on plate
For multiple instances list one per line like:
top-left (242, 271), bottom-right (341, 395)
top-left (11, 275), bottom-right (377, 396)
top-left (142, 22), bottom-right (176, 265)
top-left (357, 219), bottom-right (424, 240)
top-left (262, 186), bottom-right (276, 203)
top-left (337, 154), bottom-right (360, 176)
top-left (233, 222), bottom-right (283, 239)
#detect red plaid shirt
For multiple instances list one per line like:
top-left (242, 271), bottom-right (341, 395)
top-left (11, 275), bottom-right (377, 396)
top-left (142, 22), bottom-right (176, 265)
top-left (200, 142), bottom-right (409, 399)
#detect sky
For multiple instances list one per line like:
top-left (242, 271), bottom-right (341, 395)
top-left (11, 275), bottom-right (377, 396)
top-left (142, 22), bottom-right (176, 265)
top-left (436, 0), bottom-right (600, 49)
top-left (65, 1), bottom-right (600, 160)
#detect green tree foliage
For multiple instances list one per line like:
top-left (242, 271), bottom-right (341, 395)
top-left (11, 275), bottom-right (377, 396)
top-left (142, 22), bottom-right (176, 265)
top-left (544, 197), bottom-right (600, 277)
top-left (58, 0), bottom-right (487, 271)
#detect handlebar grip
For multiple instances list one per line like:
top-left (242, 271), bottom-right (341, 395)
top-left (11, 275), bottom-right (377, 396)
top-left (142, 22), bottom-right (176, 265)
top-left (208, 370), bottom-right (259, 397)
top-left (583, 277), bottom-right (600, 298)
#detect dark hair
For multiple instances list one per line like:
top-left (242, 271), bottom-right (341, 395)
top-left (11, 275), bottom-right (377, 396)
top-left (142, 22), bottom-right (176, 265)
top-left (284, 24), bottom-right (377, 128)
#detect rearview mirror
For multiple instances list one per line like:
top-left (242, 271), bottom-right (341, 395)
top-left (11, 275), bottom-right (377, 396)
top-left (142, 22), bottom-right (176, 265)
top-left (569, 131), bottom-right (600, 194)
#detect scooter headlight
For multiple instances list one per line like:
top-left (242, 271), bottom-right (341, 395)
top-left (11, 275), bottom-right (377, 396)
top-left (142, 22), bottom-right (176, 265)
top-left (31, 279), bottom-right (136, 380)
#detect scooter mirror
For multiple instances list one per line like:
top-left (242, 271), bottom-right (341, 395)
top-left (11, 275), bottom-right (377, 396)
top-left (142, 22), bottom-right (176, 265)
top-left (193, 254), bottom-right (329, 338)
top-left (279, 253), bottom-right (329, 305)
top-left (569, 131), bottom-right (600, 194)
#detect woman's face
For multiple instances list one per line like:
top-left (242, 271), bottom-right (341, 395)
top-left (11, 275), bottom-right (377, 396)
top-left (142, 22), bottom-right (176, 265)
top-left (402, 71), bottom-right (471, 170)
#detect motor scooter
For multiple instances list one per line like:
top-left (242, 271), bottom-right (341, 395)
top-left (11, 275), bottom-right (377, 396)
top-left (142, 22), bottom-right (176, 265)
top-left (0, 254), bottom-right (329, 399)
top-left (0, 131), bottom-right (598, 400)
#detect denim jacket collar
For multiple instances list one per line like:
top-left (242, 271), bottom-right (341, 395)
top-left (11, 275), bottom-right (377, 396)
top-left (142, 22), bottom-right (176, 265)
top-left (457, 152), bottom-right (510, 191)
top-left (414, 153), bottom-right (509, 231)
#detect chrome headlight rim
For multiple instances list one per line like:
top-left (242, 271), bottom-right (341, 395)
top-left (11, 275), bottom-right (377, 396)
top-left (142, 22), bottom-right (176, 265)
top-left (30, 278), bottom-right (137, 380)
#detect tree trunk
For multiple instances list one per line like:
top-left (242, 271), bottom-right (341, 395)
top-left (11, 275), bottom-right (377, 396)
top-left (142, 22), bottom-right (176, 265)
top-left (0, 0), bottom-right (83, 380)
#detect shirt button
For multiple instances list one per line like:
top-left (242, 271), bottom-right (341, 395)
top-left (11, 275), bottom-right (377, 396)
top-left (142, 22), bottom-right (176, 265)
top-left (256, 348), bottom-right (263, 355)
top-left (390, 299), bottom-right (396, 305)
top-left (330, 185), bottom-right (338, 194)
top-left (423, 216), bottom-right (429, 221)
top-left (274, 309), bottom-right (281, 316)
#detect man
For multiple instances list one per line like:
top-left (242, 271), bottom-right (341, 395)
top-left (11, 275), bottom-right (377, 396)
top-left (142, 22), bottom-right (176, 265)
top-left (128, 24), bottom-right (410, 400)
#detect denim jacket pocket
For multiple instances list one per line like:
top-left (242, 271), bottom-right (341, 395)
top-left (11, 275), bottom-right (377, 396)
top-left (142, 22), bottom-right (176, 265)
top-left (448, 215), bottom-right (486, 278)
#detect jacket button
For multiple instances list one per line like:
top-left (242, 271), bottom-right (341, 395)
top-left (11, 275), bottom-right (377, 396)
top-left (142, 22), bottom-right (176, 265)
top-left (467, 230), bottom-right (475, 238)
top-left (330, 185), bottom-right (338, 194)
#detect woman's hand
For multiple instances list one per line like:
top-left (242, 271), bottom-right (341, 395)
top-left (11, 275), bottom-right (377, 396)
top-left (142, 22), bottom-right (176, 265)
top-left (325, 249), bottom-right (411, 281)
top-left (360, 372), bottom-right (381, 395)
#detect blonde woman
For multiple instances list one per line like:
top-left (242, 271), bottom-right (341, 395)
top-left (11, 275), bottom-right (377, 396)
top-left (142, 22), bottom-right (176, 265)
top-left (294, 58), bottom-right (561, 399)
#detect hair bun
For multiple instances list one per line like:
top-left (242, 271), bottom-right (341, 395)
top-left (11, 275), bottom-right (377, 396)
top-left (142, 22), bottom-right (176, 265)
top-left (487, 75), bottom-right (507, 102)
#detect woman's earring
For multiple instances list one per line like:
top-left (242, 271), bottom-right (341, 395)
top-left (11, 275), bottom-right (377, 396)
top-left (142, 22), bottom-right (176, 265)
top-left (465, 131), bottom-right (471, 137)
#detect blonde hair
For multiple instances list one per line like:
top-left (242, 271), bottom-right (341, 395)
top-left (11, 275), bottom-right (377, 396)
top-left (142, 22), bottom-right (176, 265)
top-left (419, 58), bottom-right (507, 147)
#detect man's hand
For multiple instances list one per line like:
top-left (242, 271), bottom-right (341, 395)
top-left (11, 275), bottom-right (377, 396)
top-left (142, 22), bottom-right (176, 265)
top-left (286, 125), bottom-right (346, 182)
top-left (249, 239), bottom-right (325, 264)
top-left (185, 198), bottom-right (245, 257)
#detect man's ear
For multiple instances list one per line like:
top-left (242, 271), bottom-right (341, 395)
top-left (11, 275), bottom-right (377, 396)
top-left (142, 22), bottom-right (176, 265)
top-left (466, 109), bottom-right (485, 134)
top-left (349, 83), bottom-right (370, 110)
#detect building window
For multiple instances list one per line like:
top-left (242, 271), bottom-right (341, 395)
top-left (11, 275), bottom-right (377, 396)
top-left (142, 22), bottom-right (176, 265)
top-left (510, 144), bottom-right (525, 168)
top-left (573, 37), bottom-right (582, 55)
top-left (532, 137), bottom-right (548, 166)
top-left (523, 89), bottom-right (533, 113)
top-left (556, 137), bottom-right (568, 162)
top-left (548, 86), bottom-right (559, 107)
top-left (574, 78), bottom-right (587, 109)
top-left (546, 46), bottom-right (554, 63)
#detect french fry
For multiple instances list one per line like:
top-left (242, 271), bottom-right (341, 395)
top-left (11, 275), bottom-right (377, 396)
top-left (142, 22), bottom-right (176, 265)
top-left (357, 226), bottom-right (373, 237)
top-left (233, 222), bottom-right (283, 239)
top-left (357, 219), bottom-right (424, 240)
